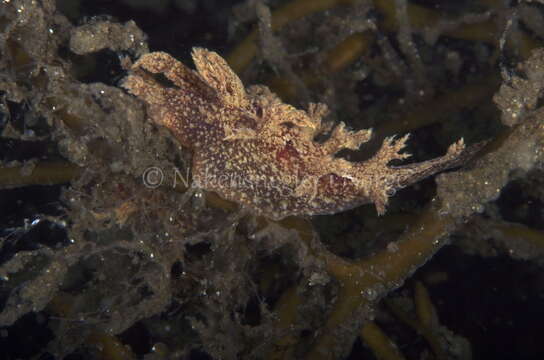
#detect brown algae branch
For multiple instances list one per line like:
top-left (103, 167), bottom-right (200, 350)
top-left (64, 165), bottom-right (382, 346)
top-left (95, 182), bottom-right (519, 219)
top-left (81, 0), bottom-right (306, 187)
top-left (226, 0), bottom-right (513, 74)
top-left (0, 162), bottom-right (81, 188)
top-left (383, 282), bottom-right (446, 360)
top-left (227, 0), bottom-right (356, 73)
top-left (270, 208), bottom-right (454, 359)
top-left (360, 321), bottom-right (407, 360)
top-left (270, 99), bottom-right (544, 358)
top-left (305, 206), bottom-right (455, 359)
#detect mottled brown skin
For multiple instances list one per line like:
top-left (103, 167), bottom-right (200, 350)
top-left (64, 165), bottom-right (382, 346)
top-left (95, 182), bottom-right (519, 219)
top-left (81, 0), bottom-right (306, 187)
top-left (123, 48), bottom-right (472, 220)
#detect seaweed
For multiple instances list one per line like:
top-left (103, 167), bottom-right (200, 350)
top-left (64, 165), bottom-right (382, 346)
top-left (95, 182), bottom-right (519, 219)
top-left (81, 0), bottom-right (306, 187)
top-left (1, 0), bottom-right (544, 359)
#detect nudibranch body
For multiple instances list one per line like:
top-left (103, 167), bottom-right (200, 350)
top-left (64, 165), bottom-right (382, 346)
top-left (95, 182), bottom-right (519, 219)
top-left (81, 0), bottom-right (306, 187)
top-left (123, 48), bottom-right (471, 220)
